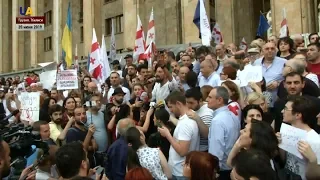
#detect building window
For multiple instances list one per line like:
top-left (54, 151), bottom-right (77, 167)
top-left (44, 11), bottom-right (52, 26)
top-left (105, 0), bottom-right (116, 3)
top-left (105, 14), bottom-right (123, 35)
top-left (210, 0), bottom-right (215, 6)
top-left (44, 37), bottom-right (52, 52)
top-left (80, 0), bottom-right (83, 13)
top-left (80, 26), bottom-right (84, 42)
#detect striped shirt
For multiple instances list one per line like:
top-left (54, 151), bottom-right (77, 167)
top-left (196, 104), bottom-right (213, 151)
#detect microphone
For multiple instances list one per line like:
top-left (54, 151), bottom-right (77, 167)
top-left (0, 109), bottom-right (19, 122)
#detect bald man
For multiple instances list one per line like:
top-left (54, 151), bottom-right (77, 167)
top-left (88, 82), bottom-right (98, 93)
top-left (253, 42), bottom-right (286, 107)
top-left (216, 44), bottom-right (228, 63)
top-left (106, 118), bottom-right (135, 180)
top-left (198, 60), bottom-right (220, 88)
top-left (178, 66), bottom-right (190, 91)
top-left (227, 43), bottom-right (237, 54)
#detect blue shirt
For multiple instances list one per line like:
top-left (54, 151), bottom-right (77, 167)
top-left (105, 136), bottom-right (128, 180)
top-left (208, 106), bottom-right (240, 170)
top-left (198, 71), bottom-right (220, 88)
top-left (86, 111), bottom-right (108, 152)
top-left (253, 56), bottom-right (286, 107)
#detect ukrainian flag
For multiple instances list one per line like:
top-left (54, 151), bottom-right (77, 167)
top-left (61, 2), bottom-right (72, 68)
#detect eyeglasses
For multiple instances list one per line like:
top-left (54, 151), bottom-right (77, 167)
top-left (283, 106), bottom-right (292, 111)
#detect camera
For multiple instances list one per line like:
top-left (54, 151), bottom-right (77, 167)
top-left (0, 124), bottom-right (49, 179)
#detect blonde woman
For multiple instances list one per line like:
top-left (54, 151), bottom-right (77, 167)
top-left (245, 92), bottom-right (274, 129)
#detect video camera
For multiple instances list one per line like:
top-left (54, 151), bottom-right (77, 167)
top-left (0, 123), bottom-right (49, 179)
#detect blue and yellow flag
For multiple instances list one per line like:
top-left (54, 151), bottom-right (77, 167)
top-left (61, 2), bottom-right (72, 68)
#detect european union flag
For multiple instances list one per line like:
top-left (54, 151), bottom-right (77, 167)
top-left (257, 13), bottom-right (270, 37)
top-left (87, 53), bottom-right (90, 70)
top-left (193, 0), bottom-right (201, 38)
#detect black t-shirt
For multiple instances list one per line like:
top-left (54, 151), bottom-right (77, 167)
top-left (277, 78), bottom-right (320, 99)
top-left (66, 127), bottom-right (95, 168)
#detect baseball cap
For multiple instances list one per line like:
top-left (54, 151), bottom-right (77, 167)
top-left (112, 87), bottom-right (126, 96)
top-left (124, 54), bottom-right (133, 59)
top-left (247, 48), bottom-right (260, 53)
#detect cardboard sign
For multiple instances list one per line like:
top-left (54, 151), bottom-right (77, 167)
top-left (238, 64), bottom-right (263, 87)
top-left (56, 69), bottom-right (78, 90)
top-left (40, 70), bottom-right (56, 90)
top-left (279, 123), bottom-right (307, 159)
top-left (19, 92), bottom-right (40, 122)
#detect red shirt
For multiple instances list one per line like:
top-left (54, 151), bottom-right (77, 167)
top-left (308, 63), bottom-right (320, 83)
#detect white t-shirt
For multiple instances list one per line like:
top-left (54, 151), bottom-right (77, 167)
top-left (151, 78), bottom-right (178, 103)
top-left (285, 129), bottom-right (320, 180)
top-left (168, 114), bottom-right (200, 176)
top-left (196, 104), bottom-right (213, 151)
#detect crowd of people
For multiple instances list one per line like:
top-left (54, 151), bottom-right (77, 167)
top-left (1, 33), bottom-right (320, 180)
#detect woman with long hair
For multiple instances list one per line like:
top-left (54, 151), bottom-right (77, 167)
top-left (147, 106), bottom-right (175, 160)
top-left (61, 96), bottom-right (76, 128)
top-left (39, 98), bottom-right (57, 122)
top-left (227, 120), bottom-right (279, 169)
top-left (183, 151), bottom-right (220, 180)
top-left (125, 127), bottom-right (171, 180)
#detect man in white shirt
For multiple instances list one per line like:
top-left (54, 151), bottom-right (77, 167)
top-left (278, 96), bottom-right (320, 180)
top-left (158, 91), bottom-right (200, 179)
top-left (151, 64), bottom-right (178, 103)
top-left (107, 72), bottom-right (130, 103)
top-left (216, 44), bottom-right (228, 64)
top-left (198, 59), bottom-right (220, 88)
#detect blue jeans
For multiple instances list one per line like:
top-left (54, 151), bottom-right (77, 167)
top-left (172, 175), bottom-right (188, 180)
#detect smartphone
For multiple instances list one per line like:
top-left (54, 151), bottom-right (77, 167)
top-left (156, 120), bottom-right (162, 128)
top-left (96, 166), bottom-right (105, 180)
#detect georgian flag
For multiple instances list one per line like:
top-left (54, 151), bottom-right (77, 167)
top-left (133, 15), bottom-right (146, 60)
top-left (146, 8), bottom-right (155, 48)
top-left (279, 8), bottom-right (289, 38)
top-left (212, 23), bottom-right (223, 44)
top-left (89, 28), bottom-right (102, 81)
top-left (239, 37), bottom-right (248, 51)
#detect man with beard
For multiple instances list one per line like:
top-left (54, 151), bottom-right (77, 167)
top-left (274, 72), bottom-right (320, 133)
top-left (48, 104), bottom-right (74, 145)
top-left (170, 60), bottom-right (180, 79)
top-left (185, 87), bottom-right (213, 152)
top-left (107, 72), bottom-right (130, 103)
top-left (307, 43), bottom-right (320, 82)
top-left (158, 91), bottom-right (199, 179)
top-left (151, 64), bottom-right (178, 103)
top-left (86, 93), bottom-right (108, 153)
top-left (55, 142), bottom-right (91, 179)
top-left (123, 64), bottom-right (137, 91)
top-left (111, 87), bottom-right (125, 106)
top-left (66, 107), bottom-right (97, 168)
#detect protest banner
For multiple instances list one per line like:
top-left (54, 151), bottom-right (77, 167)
top-left (19, 92), bottom-right (40, 122)
top-left (279, 123), bottom-right (307, 159)
top-left (40, 70), bottom-right (57, 90)
top-left (238, 65), bottom-right (263, 87)
top-left (56, 69), bottom-right (78, 90)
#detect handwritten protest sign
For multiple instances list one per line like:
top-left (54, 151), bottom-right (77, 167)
top-left (279, 123), bottom-right (307, 159)
top-left (238, 65), bottom-right (263, 87)
top-left (40, 70), bottom-right (56, 90)
top-left (19, 92), bottom-right (40, 122)
top-left (57, 69), bottom-right (78, 90)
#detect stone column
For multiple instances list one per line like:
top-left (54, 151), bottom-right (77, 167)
top-left (18, 0), bottom-right (25, 69)
top-left (0, 0), bottom-right (3, 73)
top-left (83, 0), bottom-right (93, 52)
top-left (12, 0), bottom-right (19, 71)
top-left (181, 0), bottom-right (200, 44)
top-left (270, 0), bottom-right (314, 36)
top-left (215, 0), bottom-right (235, 44)
top-left (30, 0), bottom-right (37, 67)
top-left (123, 0), bottom-right (137, 49)
top-left (93, 0), bottom-right (102, 45)
top-left (53, 0), bottom-right (61, 63)
top-left (1, 0), bottom-right (10, 73)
